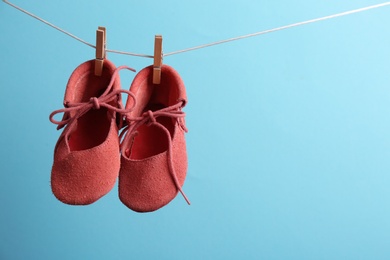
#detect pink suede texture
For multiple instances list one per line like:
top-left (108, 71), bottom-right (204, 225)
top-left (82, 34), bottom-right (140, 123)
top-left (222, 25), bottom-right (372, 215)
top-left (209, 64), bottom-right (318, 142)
top-left (119, 65), bottom-right (188, 212)
top-left (51, 59), bottom-right (122, 205)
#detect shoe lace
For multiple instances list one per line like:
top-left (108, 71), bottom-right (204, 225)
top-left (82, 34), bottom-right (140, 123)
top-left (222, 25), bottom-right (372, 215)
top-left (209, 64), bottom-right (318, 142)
top-left (49, 66), bottom-right (137, 142)
top-left (120, 102), bottom-right (191, 205)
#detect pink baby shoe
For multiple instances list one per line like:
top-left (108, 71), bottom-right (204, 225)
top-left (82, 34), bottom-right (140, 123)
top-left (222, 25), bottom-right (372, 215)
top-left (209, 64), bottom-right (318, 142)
top-left (49, 60), bottom-right (136, 205)
top-left (119, 65), bottom-right (190, 212)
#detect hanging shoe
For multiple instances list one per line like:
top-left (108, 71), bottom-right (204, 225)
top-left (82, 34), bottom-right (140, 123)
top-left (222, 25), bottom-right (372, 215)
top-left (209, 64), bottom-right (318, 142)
top-left (119, 65), bottom-right (190, 212)
top-left (49, 60), bottom-right (136, 205)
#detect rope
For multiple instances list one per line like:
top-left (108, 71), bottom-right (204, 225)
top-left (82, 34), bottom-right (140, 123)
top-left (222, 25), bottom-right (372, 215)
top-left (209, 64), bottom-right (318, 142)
top-left (3, 0), bottom-right (390, 58)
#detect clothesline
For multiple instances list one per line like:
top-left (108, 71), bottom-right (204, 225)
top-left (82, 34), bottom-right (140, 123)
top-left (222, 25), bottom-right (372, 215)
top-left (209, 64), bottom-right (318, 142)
top-left (3, 0), bottom-right (390, 58)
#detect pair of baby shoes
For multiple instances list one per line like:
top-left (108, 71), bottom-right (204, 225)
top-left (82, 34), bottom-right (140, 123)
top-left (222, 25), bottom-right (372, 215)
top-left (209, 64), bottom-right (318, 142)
top-left (49, 59), bottom-right (190, 212)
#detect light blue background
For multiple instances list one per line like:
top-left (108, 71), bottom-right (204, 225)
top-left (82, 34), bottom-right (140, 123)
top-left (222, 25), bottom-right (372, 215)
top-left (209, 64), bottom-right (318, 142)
top-left (1, 1), bottom-right (390, 259)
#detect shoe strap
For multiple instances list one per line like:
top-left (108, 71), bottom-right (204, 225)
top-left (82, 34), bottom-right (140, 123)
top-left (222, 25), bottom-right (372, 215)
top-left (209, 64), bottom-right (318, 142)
top-left (121, 102), bottom-right (191, 205)
top-left (49, 66), bottom-right (137, 143)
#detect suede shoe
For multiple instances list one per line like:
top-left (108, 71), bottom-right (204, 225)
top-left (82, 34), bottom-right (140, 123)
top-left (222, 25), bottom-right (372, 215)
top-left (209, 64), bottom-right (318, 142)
top-left (49, 60), bottom-right (135, 205)
top-left (119, 65), bottom-right (190, 212)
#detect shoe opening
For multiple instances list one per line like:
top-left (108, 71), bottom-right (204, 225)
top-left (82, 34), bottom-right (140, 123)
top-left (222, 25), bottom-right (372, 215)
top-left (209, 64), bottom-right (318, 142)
top-left (128, 104), bottom-right (175, 160)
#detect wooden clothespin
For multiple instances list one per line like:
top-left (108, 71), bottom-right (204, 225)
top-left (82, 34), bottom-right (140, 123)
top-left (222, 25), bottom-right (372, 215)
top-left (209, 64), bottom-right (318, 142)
top-left (153, 35), bottom-right (163, 84)
top-left (95, 26), bottom-right (106, 76)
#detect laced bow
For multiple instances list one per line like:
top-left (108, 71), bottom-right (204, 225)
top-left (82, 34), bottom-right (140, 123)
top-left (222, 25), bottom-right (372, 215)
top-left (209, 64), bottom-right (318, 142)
top-left (49, 66), bottom-right (137, 141)
top-left (120, 102), bottom-right (191, 205)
